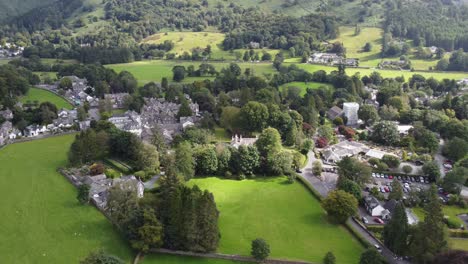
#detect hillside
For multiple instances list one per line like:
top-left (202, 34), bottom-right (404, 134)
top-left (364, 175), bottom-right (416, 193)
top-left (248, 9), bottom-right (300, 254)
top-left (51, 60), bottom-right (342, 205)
top-left (0, 0), bottom-right (56, 21)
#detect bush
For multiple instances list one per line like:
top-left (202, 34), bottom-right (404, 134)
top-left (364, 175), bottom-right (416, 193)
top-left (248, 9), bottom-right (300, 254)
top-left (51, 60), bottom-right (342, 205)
top-left (89, 163), bottom-right (105, 175)
top-left (251, 238), bottom-right (270, 260)
top-left (449, 230), bottom-right (468, 238)
top-left (382, 155), bottom-right (400, 168)
top-left (134, 170), bottom-right (147, 180)
top-left (105, 168), bottom-right (120, 179)
top-left (446, 217), bottom-right (461, 229)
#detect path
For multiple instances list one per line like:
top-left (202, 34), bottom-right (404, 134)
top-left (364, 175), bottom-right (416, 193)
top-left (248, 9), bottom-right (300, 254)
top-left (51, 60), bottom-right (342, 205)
top-left (299, 151), bottom-right (409, 264)
top-left (434, 139), bottom-right (446, 178)
top-left (143, 175), bottom-right (160, 189)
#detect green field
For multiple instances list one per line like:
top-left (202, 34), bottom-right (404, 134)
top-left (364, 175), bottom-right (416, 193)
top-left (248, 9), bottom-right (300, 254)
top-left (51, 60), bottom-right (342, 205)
top-left (413, 206), bottom-right (468, 228)
top-left (187, 177), bottom-right (363, 263)
top-left (107, 60), bottom-right (276, 85)
top-left (21, 87), bottom-right (74, 110)
top-left (450, 238), bottom-right (468, 250)
top-left (280, 81), bottom-right (333, 96)
top-left (141, 254), bottom-right (245, 264)
top-left (0, 135), bottom-right (133, 263)
top-left (294, 63), bottom-right (468, 81)
top-left (332, 26), bottom-right (384, 68)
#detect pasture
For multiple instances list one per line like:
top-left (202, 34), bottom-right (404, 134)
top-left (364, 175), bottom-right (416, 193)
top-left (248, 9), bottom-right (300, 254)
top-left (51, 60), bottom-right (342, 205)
top-left (0, 135), bottom-right (133, 263)
top-left (294, 63), bottom-right (468, 81)
top-left (280, 81), bottom-right (333, 96)
top-left (21, 87), bottom-right (74, 110)
top-left (106, 60), bottom-right (276, 85)
top-left (187, 177), bottom-right (363, 263)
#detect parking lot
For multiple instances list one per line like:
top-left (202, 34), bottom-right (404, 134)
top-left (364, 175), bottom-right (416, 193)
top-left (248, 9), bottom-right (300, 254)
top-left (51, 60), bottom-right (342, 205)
top-left (367, 173), bottom-right (432, 196)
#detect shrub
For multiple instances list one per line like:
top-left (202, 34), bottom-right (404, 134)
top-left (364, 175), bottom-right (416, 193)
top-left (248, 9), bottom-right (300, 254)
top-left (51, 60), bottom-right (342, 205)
top-left (134, 170), bottom-right (147, 180)
top-left (316, 137), bottom-right (328, 148)
top-left (105, 168), bottom-right (120, 179)
top-left (446, 217), bottom-right (460, 229)
top-left (251, 238), bottom-right (270, 260)
top-left (89, 163), bottom-right (105, 175)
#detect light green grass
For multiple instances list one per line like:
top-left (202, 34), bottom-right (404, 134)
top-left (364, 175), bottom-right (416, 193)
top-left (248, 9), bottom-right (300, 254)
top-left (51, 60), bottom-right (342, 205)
top-left (294, 63), bottom-right (468, 81)
top-left (0, 58), bottom-right (11, 65)
top-left (187, 177), bottom-right (363, 263)
top-left (0, 135), bottom-right (133, 263)
top-left (280, 81), bottom-right (333, 97)
top-left (450, 238), bottom-right (468, 250)
top-left (413, 206), bottom-right (468, 228)
top-left (106, 60), bottom-right (276, 85)
top-left (213, 126), bottom-right (231, 143)
top-left (332, 26), bottom-right (383, 68)
top-left (21, 87), bottom-right (74, 110)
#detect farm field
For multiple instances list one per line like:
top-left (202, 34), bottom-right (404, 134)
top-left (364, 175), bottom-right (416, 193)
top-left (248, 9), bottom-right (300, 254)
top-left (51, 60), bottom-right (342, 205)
top-left (294, 63), bottom-right (468, 81)
top-left (187, 177), bottom-right (363, 263)
top-left (280, 81), bottom-right (333, 96)
top-left (20, 87), bottom-right (74, 110)
top-left (106, 60), bottom-right (276, 85)
top-left (0, 135), bottom-right (133, 263)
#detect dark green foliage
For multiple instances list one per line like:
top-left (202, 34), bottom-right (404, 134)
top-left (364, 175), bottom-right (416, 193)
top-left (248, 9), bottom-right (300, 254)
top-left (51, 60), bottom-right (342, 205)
top-left (129, 208), bottom-right (163, 253)
top-left (410, 185), bottom-right (448, 263)
top-left (251, 238), bottom-right (270, 260)
top-left (371, 121), bottom-right (400, 146)
top-left (77, 184), bottom-right (90, 204)
top-left (0, 65), bottom-right (32, 109)
top-left (443, 138), bottom-right (468, 162)
top-left (80, 250), bottom-right (124, 264)
top-left (336, 177), bottom-right (361, 201)
top-left (422, 161), bottom-right (441, 182)
top-left (68, 129), bottom-right (109, 166)
top-left (322, 190), bottom-right (358, 224)
top-left (383, 203), bottom-right (409, 256)
top-left (239, 101), bottom-right (269, 132)
top-left (382, 155), bottom-right (400, 169)
top-left (337, 157), bottom-right (372, 185)
top-left (323, 251), bottom-right (336, 264)
top-left (388, 181), bottom-right (404, 201)
top-left (359, 248), bottom-right (386, 264)
top-left (230, 145), bottom-right (260, 177)
top-left (442, 167), bottom-right (468, 195)
top-left (177, 97), bottom-right (193, 118)
top-left (194, 145), bottom-right (218, 176)
top-left (175, 141), bottom-right (195, 180)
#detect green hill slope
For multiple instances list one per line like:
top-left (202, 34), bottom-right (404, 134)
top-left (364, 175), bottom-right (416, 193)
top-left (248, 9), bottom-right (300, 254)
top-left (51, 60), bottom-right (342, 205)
top-left (0, 0), bottom-right (56, 20)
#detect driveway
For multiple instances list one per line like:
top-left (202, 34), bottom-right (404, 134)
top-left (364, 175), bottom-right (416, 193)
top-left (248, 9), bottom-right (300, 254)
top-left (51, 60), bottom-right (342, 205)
top-left (144, 175), bottom-right (160, 189)
top-left (434, 139), bottom-right (446, 178)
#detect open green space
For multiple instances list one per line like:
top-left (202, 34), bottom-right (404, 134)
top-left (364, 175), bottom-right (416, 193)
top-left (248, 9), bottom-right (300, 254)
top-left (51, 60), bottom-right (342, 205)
top-left (280, 81), bottom-right (333, 97)
top-left (106, 60), bottom-right (276, 85)
top-left (450, 238), bottom-right (468, 250)
top-left (141, 254), bottom-right (246, 264)
top-left (413, 206), bottom-right (468, 228)
top-left (294, 63), bottom-right (468, 81)
top-left (332, 26), bottom-right (383, 67)
top-left (20, 87), bottom-right (74, 110)
top-left (0, 135), bottom-right (133, 263)
top-left (187, 177), bottom-right (363, 263)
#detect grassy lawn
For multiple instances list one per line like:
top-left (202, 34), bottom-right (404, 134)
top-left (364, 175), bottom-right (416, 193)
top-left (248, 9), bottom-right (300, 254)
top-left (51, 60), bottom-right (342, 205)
top-left (450, 238), bottom-right (468, 250)
top-left (294, 63), bottom-right (468, 81)
top-left (0, 135), bottom-right (133, 263)
top-left (106, 60), bottom-right (276, 85)
top-left (332, 26), bottom-right (383, 68)
top-left (213, 126), bottom-right (231, 143)
top-left (21, 87), bottom-right (74, 110)
top-left (413, 206), bottom-right (468, 227)
top-left (141, 254), bottom-right (246, 264)
top-left (187, 177), bottom-right (363, 263)
top-left (279, 81), bottom-right (333, 97)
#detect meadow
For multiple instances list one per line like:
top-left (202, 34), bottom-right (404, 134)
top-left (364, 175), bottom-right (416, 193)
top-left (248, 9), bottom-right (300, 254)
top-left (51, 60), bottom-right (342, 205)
top-left (106, 60), bottom-right (276, 85)
top-left (20, 87), bottom-right (74, 110)
top-left (187, 177), bottom-right (363, 263)
top-left (0, 135), bottom-right (133, 263)
top-left (294, 63), bottom-right (468, 81)
top-left (450, 238), bottom-right (468, 251)
top-left (280, 81), bottom-right (333, 96)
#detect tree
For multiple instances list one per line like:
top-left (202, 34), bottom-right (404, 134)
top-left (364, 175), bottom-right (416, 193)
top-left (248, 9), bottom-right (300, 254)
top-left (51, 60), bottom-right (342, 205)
top-left (177, 97), bottom-right (193, 118)
top-left (388, 181), bottom-right (404, 201)
top-left (251, 238), bottom-right (270, 260)
top-left (383, 203), bottom-right (409, 255)
top-left (194, 145), bottom-right (218, 175)
top-left (443, 138), bottom-right (468, 161)
top-left (337, 157), bottom-right (372, 185)
top-left (80, 250), bottom-right (124, 264)
top-left (359, 248), bottom-right (386, 264)
top-left (231, 145), bottom-right (260, 177)
top-left (77, 184), bottom-right (90, 204)
top-left (59, 77), bottom-right (73, 90)
top-left (382, 155), bottom-right (400, 168)
top-left (130, 208), bottom-right (163, 253)
top-left (172, 66), bottom-right (186, 82)
top-left (410, 185), bottom-right (448, 263)
top-left (371, 121), bottom-right (400, 146)
top-left (363, 42), bottom-right (372, 52)
top-left (107, 183), bottom-right (140, 228)
top-left (322, 190), bottom-right (358, 224)
top-left (255, 127), bottom-right (282, 157)
top-left (175, 141), bottom-right (195, 180)
top-left (323, 252), bottom-right (336, 264)
top-left (442, 167), bottom-right (468, 194)
top-left (337, 177), bottom-right (362, 200)
top-left (432, 250), bottom-right (468, 264)
top-left (312, 161), bottom-right (322, 177)
top-left (220, 106), bottom-right (241, 133)
top-left (239, 101), bottom-right (269, 132)
top-left (77, 106), bottom-right (87, 121)
top-left (358, 104), bottom-right (379, 126)
top-left (135, 143), bottom-right (160, 174)
top-left (402, 165), bottom-right (413, 175)
top-left (422, 161), bottom-right (441, 182)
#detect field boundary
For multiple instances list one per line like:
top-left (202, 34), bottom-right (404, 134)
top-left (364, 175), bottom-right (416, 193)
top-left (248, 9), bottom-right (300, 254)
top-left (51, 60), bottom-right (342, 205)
top-left (149, 248), bottom-right (316, 264)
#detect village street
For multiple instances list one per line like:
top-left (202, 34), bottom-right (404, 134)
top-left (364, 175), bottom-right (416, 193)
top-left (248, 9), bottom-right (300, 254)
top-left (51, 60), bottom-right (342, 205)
top-left (300, 151), bottom-right (409, 264)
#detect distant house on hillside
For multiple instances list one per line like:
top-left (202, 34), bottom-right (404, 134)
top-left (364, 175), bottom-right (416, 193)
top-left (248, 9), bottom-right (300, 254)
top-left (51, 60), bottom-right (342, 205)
top-left (231, 134), bottom-right (258, 149)
top-left (327, 106), bottom-right (343, 120)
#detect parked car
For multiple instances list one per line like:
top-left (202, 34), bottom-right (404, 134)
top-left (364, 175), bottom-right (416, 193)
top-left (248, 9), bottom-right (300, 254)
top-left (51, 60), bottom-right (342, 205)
top-left (374, 217), bottom-right (384, 224)
top-left (372, 173), bottom-right (376, 178)
top-left (380, 187), bottom-right (386, 193)
top-left (384, 187), bottom-right (390, 193)
top-left (389, 175), bottom-right (394, 180)
top-left (362, 217), bottom-right (369, 224)
top-left (384, 174), bottom-right (389, 179)
top-left (374, 244), bottom-right (382, 252)
top-left (397, 176), bottom-right (402, 180)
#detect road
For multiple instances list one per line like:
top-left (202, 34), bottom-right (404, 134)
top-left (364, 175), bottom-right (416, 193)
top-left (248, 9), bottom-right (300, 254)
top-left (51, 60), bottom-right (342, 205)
top-left (300, 151), bottom-right (409, 264)
top-left (434, 139), bottom-right (446, 178)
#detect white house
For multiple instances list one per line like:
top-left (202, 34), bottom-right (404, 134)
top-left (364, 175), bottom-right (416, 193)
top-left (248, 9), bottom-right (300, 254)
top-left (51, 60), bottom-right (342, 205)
top-left (231, 134), bottom-right (258, 149)
top-left (343, 102), bottom-right (360, 126)
top-left (364, 196), bottom-right (385, 217)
